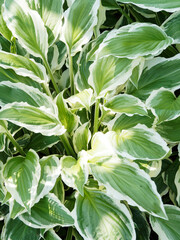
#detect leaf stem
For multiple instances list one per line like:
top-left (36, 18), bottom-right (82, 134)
top-left (42, 56), bottom-right (60, 94)
top-left (5, 130), bottom-right (26, 156)
top-left (42, 82), bottom-right (53, 98)
top-left (118, 7), bottom-right (133, 23)
top-left (93, 99), bottom-right (100, 134)
top-left (66, 227), bottom-right (72, 240)
top-left (72, 229), bottom-right (84, 240)
top-left (68, 52), bottom-right (75, 95)
top-left (60, 133), bottom-right (76, 158)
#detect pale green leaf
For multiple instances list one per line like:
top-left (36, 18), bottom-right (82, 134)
top-left (131, 55), bottom-right (180, 100)
top-left (56, 92), bottom-right (78, 134)
top-left (116, 0), bottom-right (180, 12)
top-left (0, 5), bottom-right (12, 41)
top-left (146, 88), bottom-right (180, 123)
top-left (61, 0), bottom-right (100, 55)
top-left (60, 156), bottom-right (88, 196)
top-left (75, 188), bottom-right (136, 240)
top-left (162, 11), bottom-right (180, 44)
top-left (88, 55), bottom-right (141, 97)
top-left (73, 123), bottom-right (91, 153)
top-left (129, 57), bottom-right (145, 88)
top-left (3, 149), bottom-right (41, 211)
top-left (19, 193), bottom-right (74, 228)
top-left (105, 94), bottom-right (147, 116)
top-left (0, 51), bottom-right (48, 84)
top-left (0, 102), bottom-right (66, 136)
top-left (97, 23), bottom-right (172, 59)
top-left (2, 216), bottom-right (40, 240)
top-left (4, 0), bottom-right (48, 58)
top-left (150, 205), bottom-right (180, 240)
top-left (89, 156), bottom-right (167, 218)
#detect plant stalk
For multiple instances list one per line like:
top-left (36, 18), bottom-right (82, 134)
top-left (5, 130), bottom-right (26, 156)
top-left (42, 56), bottom-right (60, 94)
top-left (93, 99), bottom-right (100, 134)
top-left (60, 133), bottom-right (76, 158)
top-left (66, 227), bottom-right (72, 240)
top-left (42, 82), bottom-right (53, 98)
top-left (68, 52), bottom-right (75, 95)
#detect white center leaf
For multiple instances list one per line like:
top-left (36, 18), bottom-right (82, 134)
top-left (3, 149), bottom-right (41, 211)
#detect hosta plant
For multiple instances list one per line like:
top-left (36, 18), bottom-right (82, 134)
top-left (0, 0), bottom-right (180, 239)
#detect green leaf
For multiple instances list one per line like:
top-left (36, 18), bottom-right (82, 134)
top-left (0, 102), bottom-right (66, 136)
top-left (60, 156), bottom-right (88, 196)
top-left (116, 0), bottom-right (180, 12)
top-left (9, 198), bottom-right (26, 219)
top-left (156, 117), bottom-right (180, 143)
top-left (0, 133), bottom-right (5, 152)
top-left (174, 165), bottom-right (180, 205)
top-left (44, 229), bottom-right (62, 240)
top-left (2, 216), bottom-right (40, 240)
top-left (146, 88), bottom-right (180, 123)
top-left (19, 193), bottom-right (74, 228)
top-left (73, 123), bottom-right (91, 153)
top-left (34, 155), bottom-right (60, 204)
top-left (150, 205), bottom-right (180, 240)
top-left (105, 94), bottom-right (147, 116)
top-left (75, 188), bottom-right (136, 240)
top-left (89, 156), bottom-right (167, 218)
top-left (29, 0), bottom-right (64, 46)
top-left (56, 92), bottom-right (78, 134)
top-left (131, 55), bottom-right (180, 100)
top-left (88, 55), bottom-right (141, 97)
top-left (162, 11), bottom-right (180, 44)
top-left (0, 51), bottom-right (48, 84)
top-left (61, 0), bottom-right (100, 55)
top-left (3, 149), bottom-right (41, 211)
top-left (4, 0), bottom-right (48, 58)
top-left (97, 23), bottom-right (172, 59)
top-left (0, 5), bottom-right (12, 41)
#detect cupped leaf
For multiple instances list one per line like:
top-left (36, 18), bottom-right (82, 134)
top-left (0, 102), bottom-right (66, 136)
top-left (4, 0), bottom-right (48, 58)
top-left (150, 205), bottom-right (180, 240)
top-left (131, 55), bottom-right (180, 100)
top-left (19, 193), bottom-right (74, 228)
top-left (89, 156), bottom-right (166, 219)
top-left (162, 11), bottom-right (180, 44)
top-left (97, 23), bottom-right (172, 59)
top-left (105, 94), bottom-right (147, 116)
top-left (88, 55), bottom-right (141, 97)
top-left (61, 0), bottom-right (100, 55)
top-left (34, 155), bottom-right (61, 204)
top-left (0, 51), bottom-right (48, 83)
top-left (60, 156), bottom-right (88, 196)
top-left (28, 0), bottom-right (64, 46)
top-left (116, 0), bottom-right (180, 12)
top-left (3, 149), bottom-right (41, 211)
top-left (75, 188), bottom-right (136, 240)
top-left (146, 88), bottom-right (180, 123)
top-left (2, 216), bottom-right (40, 240)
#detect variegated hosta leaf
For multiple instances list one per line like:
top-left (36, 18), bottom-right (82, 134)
top-left (129, 57), bottom-right (145, 88)
top-left (0, 102), bottom-right (66, 136)
top-left (56, 92), bottom-right (78, 134)
top-left (131, 55), bottom-right (180, 100)
top-left (88, 55), bottom-right (141, 97)
top-left (162, 11), bottom-right (180, 44)
top-left (73, 123), bottom-right (91, 153)
top-left (9, 198), bottom-right (26, 219)
top-left (60, 156), bottom-right (88, 196)
top-left (0, 51), bottom-right (48, 84)
top-left (19, 193), bottom-right (74, 228)
top-left (116, 0), bottom-right (180, 12)
top-left (96, 23), bottom-right (172, 59)
top-left (2, 216), bottom-right (40, 240)
top-left (75, 188), bottom-right (136, 240)
top-left (61, 0), bottom-right (100, 55)
top-left (28, 0), bottom-right (64, 46)
top-left (67, 89), bottom-right (94, 111)
top-left (150, 205), bottom-right (180, 240)
top-left (174, 165), bottom-right (180, 205)
top-left (0, 81), bottom-right (56, 113)
top-left (44, 229), bottom-right (62, 240)
top-left (0, 133), bottom-right (5, 152)
top-left (146, 88), bottom-right (180, 123)
top-left (89, 156), bottom-right (167, 219)
top-left (156, 117), bottom-right (180, 143)
top-left (0, 5), bottom-right (12, 41)
top-left (94, 3), bottom-right (106, 37)
top-left (34, 155), bottom-right (60, 204)
top-left (3, 149), bottom-right (41, 211)
top-left (105, 94), bottom-right (147, 116)
top-left (4, 0), bottom-right (48, 59)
